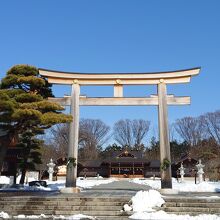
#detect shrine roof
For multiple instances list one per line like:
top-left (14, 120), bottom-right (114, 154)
top-left (104, 157), bottom-right (149, 163)
top-left (149, 160), bottom-right (161, 168)
top-left (80, 160), bottom-right (103, 167)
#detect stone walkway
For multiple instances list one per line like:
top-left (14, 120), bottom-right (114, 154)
top-left (81, 179), bottom-right (152, 197)
top-left (91, 180), bottom-right (152, 191)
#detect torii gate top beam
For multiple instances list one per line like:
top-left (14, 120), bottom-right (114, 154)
top-left (39, 67), bottom-right (200, 85)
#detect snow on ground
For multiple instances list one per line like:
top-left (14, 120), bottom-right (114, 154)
top-left (129, 211), bottom-right (220, 220)
top-left (61, 214), bottom-right (95, 219)
top-left (131, 178), bottom-right (220, 192)
top-left (46, 177), bottom-right (116, 191)
top-left (0, 176), bottom-right (10, 184)
top-left (0, 212), bottom-right (95, 219)
top-left (0, 176), bottom-right (116, 191)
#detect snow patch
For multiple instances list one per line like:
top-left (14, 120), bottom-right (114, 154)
top-left (0, 176), bottom-right (117, 191)
top-left (0, 211), bottom-right (10, 219)
top-left (0, 176), bottom-right (10, 184)
top-left (130, 178), bottom-right (220, 192)
top-left (14, 214), bottom-right (47, 219)
top-left (129, 210), bottom-right (220, 219)
top-left (65, 214), bottom-right (95, 219)
top-left (124, 204), bottom-right (132, 212)
top-left (9, 213), bottom-right (94, 219)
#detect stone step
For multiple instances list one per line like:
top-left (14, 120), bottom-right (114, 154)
top-left (165, 202), bottom-right (220, 208)
top-left (1, 205), bottom-right (122, 211)
top-left (54, 210), bottom-right (128, 216)
top-left (0, 197), bottom-right (130, 202)
top-left (163, 206), bottom-right (220, 213)
top-left (166, 212), bottom-right (220, 216)
top-left (164, 198), bottom-right (220, 203)
top-left (1, 210), bottom-right (129, 217)
top-left (0, 201), bottom-right (125, 207)
top-left (10, 216), bottom-right (130, 220)
top-left (1, 194), bottom-right (220, 218)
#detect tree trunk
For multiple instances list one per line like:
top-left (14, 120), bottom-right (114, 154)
top-left (19, 168), bottom-right (26, 184)
top-left (0, 138), bottom-right (8, 175)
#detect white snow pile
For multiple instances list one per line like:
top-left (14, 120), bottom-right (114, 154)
top-left (124, 190), bottom-right (165, 212)
top-left (129, 210), bottom-right (220, 219)
top-left (0, 211), bottom-right (9, 219)
top-left (0, 176), bottom-right (10, 184)
top-left (126, 190), bottom-right (220, 219)
top-left (131, 178), bottom-right (220, 192)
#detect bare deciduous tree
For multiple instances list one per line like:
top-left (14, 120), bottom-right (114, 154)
top-left (113, 119), bottom-right (132, 147)
top-left (48, 119), bottom-right (110, 160)
top-left (113, 119), bottom-right (150, 147)
top-left (79, 119), bottom-right (110, 159)
top-left (174, 116), bottom-right (204, 146)
top-left (200, 111), bottom-right (220, 144)
top-left (132, 119), bottom-right (150, 148)
top-left (49, 124), bottom-right (69, 158)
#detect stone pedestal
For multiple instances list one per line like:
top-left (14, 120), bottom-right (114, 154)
top-left (60, 187), bottom-right (81, 194)
top-left (159, 188), bottom-right (179, 195)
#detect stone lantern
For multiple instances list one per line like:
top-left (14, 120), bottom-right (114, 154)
top-left (47, 158), bottom-right (55, 181)
top-left (179, 162), bottom-right (185, 182)
top-left (196, 159), bottom-right (205, 183)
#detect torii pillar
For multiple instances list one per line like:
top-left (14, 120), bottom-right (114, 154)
top-left (66, 81), bottom-right (80, 188)
top-left (158, 80), bottom-right (172, 188)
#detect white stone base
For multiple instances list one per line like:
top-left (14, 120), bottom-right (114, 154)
top-left (60, 187), bottom-right (81, 194)
top-left (159, 188), bottom-right (179, 195)
top-left (57, 176), bottom-right (66, 181)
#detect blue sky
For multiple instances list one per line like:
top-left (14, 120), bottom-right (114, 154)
top-left (0, 1), bottom-right (220, 143)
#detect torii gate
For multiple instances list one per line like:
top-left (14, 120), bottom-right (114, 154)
top-left (39, 67), bottom-right (200, 191)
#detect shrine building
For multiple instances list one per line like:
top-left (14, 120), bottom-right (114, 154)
top-left (56, 149), bottom-right (161, 179)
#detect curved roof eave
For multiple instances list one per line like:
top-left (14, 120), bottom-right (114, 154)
top-left (38, 67), bottom-right (201, 85)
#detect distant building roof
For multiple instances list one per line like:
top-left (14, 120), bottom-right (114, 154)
top-left (173, 154), bottom-right (198, 165)
top-left (80, 160), bottom-right (103, 167)
top-left (149, 160), bottom-right (160, 168)
top-left (112, 150), bottom-right (143, 159)
top-left (105, 157), bottom-right (148, 164)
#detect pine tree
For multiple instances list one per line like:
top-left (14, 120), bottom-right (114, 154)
top-left (0, 64), bottom-right (72, 184)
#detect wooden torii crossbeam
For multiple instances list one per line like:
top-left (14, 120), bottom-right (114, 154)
top-left (49, 95), bottom-right (190, 106)
top-left (39, 67), bottom-right (200, 191)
